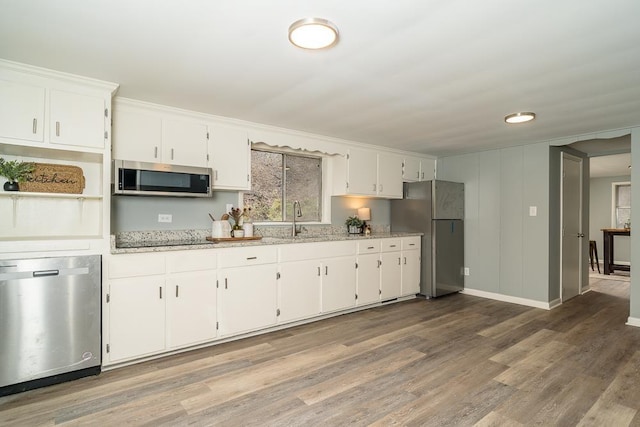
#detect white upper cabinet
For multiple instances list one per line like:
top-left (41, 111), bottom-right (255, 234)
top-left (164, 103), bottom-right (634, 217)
top-left (377, 153), bottom-right (403, 198)
top-left (0, 80), bottom-right (45, 143)
top-left (112, 99), bottom-right (208, 167)
top-left (49, 90), bottom-right (106, 149)
top-left (403, 157), bottom-right (436, 182)
top-left (112, 108), bottom-right (162, 162)
top-left (333, 148), bottom-right (403, 198)
top-left (207, 123), bottom-right (251, 190)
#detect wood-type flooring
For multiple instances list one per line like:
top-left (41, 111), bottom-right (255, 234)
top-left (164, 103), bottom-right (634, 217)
top-left (1, 276), bottom-right (639, 426)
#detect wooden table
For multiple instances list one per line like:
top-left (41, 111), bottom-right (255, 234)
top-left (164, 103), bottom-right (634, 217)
top-left (601, 228), bottom-right (631, 275)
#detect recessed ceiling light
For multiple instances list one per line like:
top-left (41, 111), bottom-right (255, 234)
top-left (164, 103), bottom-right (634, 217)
top-left (505, 112), bottom-right (536, 124)
top-left (288, 18), bottom-right (339, 50)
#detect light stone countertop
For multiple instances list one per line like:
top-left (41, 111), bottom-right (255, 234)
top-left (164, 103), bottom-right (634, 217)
top-left (110, 228), bottom-right (422, 254)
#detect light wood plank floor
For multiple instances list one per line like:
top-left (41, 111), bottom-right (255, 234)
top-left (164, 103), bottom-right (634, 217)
top-left (2, 277), bottom-right (639, 426)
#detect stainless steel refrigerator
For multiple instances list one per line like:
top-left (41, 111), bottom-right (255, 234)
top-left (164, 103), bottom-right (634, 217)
top-left (391, 180), bottom-right (464, 298)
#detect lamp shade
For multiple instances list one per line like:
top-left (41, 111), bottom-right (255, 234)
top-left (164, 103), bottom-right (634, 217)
top-left (357, 207), bottom-right (371, 221)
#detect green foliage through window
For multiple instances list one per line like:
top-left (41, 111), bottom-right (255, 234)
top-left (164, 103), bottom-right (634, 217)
top-left (243, 149), bottom-right (322, 222)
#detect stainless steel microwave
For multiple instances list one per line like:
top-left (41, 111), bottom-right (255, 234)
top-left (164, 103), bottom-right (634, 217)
top-left (113, 160), bottom-right (213, 197)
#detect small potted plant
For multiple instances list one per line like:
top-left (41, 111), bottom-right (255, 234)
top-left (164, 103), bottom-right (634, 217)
top-left (0, 158), bottom-right (35, 191)
top-left (345, 216), bottom-right (364, 234)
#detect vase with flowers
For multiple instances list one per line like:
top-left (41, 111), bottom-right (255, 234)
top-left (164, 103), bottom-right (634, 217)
top-left (241, 206), bottom-right (253, 237)
top-left (229, 206), bottom-right (253, 238)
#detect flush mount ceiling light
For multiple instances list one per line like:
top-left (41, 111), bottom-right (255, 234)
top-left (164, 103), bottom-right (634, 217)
top-left (505, 112), bottom-right (536, 124)
top-left (288, 18), bottom-right (339, 50)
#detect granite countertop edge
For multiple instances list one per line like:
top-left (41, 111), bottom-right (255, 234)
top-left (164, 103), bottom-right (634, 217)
top-left (110, 232), bottom-right (423, 254)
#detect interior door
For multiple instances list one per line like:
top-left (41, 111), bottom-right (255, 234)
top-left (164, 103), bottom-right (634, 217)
top-left (561, 153), bottom-right (583, 301)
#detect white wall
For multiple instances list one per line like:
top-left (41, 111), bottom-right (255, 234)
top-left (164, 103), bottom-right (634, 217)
top-left (590, 175), bottom-right (630, 265)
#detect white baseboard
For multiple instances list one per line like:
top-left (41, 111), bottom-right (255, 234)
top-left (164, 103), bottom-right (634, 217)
top-left (461, 288), bottom-right (555, 310)
top-left (626, 317), bottom-right (640, 328)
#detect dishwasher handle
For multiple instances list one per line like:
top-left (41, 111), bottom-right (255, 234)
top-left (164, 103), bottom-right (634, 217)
top-left (32, 270), bottom-right (60, 277)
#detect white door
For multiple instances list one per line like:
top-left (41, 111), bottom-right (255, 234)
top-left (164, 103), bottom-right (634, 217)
top-left (208, 124), bottom-right (250, 190)
top-left (356, 253), bottom-right (381, 305)
top-left (166, 271), bottom-right (217, 348)
top-left (218, 264), bottom-right (278, 336)
top-left (112, 109), bottom-right (162, 162)
top-left (49, 90), bottom-right (105, 148)
top-left (347, 148), bottom-right (377, 195)
top-left (162, 118), bottom-right (208, 166)
top-left (377, 153), bottom-right (403, 198)
top-left (561, 153), bottom-right (583, 301)
top-left (278, 260), bottom-right (321, 323)
top-left (381, 251), bottom-right (402, 299)
top-left (108, 277), bottom-right (166, 362)
top-left (401, 249), bottom-right (421, 296)
top-left (321, 257), bottom-right (356, 312)
top-left (0, 80), bottom-right (45, 142)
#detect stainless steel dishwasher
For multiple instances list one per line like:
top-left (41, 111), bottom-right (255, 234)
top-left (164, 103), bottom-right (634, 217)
top-left (0, 255), bottom-right (101, 396)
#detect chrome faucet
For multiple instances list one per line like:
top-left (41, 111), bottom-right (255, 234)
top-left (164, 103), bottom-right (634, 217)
top-left (292, 200), bottom-right (303, 237)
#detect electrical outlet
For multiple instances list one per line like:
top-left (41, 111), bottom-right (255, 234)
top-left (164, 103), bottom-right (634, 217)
top-left (529, 206), bottom-right (537, 216)
top-left (464, 267), bottom-right (470, 276)
top-left (158, 214), bottom-right (172, 223)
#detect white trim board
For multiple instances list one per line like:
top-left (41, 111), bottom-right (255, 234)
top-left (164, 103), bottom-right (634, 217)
top-left (626, 317), bottom-right (640, 328)
top-left (461, 288), bottom-right (558, 310)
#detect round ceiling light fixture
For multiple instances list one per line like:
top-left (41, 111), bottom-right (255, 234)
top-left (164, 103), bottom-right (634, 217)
top-left (288, 18), bottom-right (339, 50)
top-left (505, 112), bottom-right (536, 124)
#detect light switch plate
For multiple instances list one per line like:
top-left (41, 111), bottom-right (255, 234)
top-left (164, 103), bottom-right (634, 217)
top-left (529, 206), bottom-right (537, 216)
top-left (464, 267), bottom-right (470, 276)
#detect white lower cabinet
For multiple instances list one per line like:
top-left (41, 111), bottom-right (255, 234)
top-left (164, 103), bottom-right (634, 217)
top-left (109, 275), bottom-right (165, 362)
top-left (356, 253), bottom-right (381, 305)
top-left (401, 249), bottom-right (421, 296)
top-left (380, 251), bottom-right (402, 300)
top-left (166, 271), bottom-right (217, 349)
top-left (278, 259), bottom-right (322, 323)
top-left (321, 257), bottom-right (357, 313)
top-left (218, 264), bottom-right (278, 336)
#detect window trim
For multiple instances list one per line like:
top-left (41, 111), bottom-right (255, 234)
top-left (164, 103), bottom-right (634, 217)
top-left (242, 147), bottom-right (331, 225)
top-left (611, 181), bottom-right (631, 228)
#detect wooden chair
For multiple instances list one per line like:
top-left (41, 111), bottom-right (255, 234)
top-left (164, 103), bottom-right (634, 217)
top-left (589, 240), bottom-right (600, 274)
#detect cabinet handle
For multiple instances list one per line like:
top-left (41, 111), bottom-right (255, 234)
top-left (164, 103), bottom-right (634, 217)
top-left (373, 184), bottom-right (377, 192)
top-left (404, 257), bottom-right (407, 265)
top-left (422, 172), bottom-right (425, 179)
top-left (154, 146), bottom-right (158, 158)
top-left (55, 121), bottom-right (60, 137)
top-left (32, 118), bottom-right (37, 134)
top-left (214, 170), bottom-right (218, 181)
top-left (398, 257), bottom-right (401, 265)
top-left (325, 266), bottom-right (328, 275)
top-left (159, 286), bottom-right (162, 299)
top-left (416, 171), bottom-right (420, 179)
top-left (377, 260), bottom-right (382, 268)
top-left (367, 246), bottom-right (375, 250)
top-left (390, 244), bottom-right (397, 248)
top-left (380, 184), bottom-right (383, 192)
top-left (246, 256), bottom-right (257, 260)
top-left (176, 285), bottom-right (179, 298)
top-left (171, 148), bottom-right (175, 160)
top-left (409, 243), bottom-right (415, 246)
top-left (317, 266), bottom-right (321, 276)
top-left (225, 278), bottom-right (228, 289)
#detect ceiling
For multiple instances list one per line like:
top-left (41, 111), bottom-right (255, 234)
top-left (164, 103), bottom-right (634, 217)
top-left (590, 153), bottom-right (631, 178)
top-left (1, 1), bottom-right (640, 157)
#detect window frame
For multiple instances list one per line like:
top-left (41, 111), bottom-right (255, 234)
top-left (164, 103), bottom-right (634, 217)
top-left (611, 181), bottom-right (631, 228)
top-left (242, 147), bottom-right (331, 225)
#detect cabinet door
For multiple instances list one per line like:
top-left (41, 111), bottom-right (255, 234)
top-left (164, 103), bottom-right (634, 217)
top-left (402, 249), bottom-right (421, 296)
top-left (347, 148), bottom-right (377, 195)
top-left (108, 276), bottom-right (165, 362)
top-left (112, 108), bottom-right (162, 162)
top-left (380, 252), bottom-right (402, 300)
top-left (208, 124), bottom-right (250, 190)
top-left (49, 90), bottom-right (105, 148)
top-left (278, 260), bottom-right (321, 323)
top-left (166, 271), bottom-right (217, 348)
top-left (321, 257), bottom-right (356, 312)
top-left (162, 118), bottom-right (208, 167)
top-left (377, 153), bottom-right (403, 198)
top-left (420, 158), bottom-right (436, 181)
top-left (0, 80), bottom-right (45, 142)
top-left (403, 157), bottom-right (421, 182)
top-left (219, 264), bottom-right (278, 336)
top-left (356, 253), bottom-right (380, 305)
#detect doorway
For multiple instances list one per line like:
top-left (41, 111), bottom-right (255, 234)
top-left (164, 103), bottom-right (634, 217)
top-left (561, 153), bottom-right (583, 302)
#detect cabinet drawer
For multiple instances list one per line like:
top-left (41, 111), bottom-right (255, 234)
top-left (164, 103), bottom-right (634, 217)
top-left (166, 249), bottom-right (217, 273)
top-left (402, 236), bottom-right (421, 250)
top-left (357, 240), bottom-right (381, 254)
top-left (109, 253), bottom-right (165, 278)
top-left (380, 238), bottom-right (401, 252)
top-left (218, 246), bottom-right (277, 268)
top-left (279, 240), bottom-right (356, 262)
